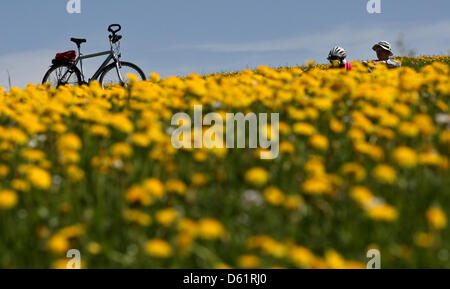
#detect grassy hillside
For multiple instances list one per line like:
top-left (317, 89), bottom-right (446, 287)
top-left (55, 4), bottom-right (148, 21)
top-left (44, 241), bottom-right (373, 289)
top-left (0, 56), bottom-right (449, 268)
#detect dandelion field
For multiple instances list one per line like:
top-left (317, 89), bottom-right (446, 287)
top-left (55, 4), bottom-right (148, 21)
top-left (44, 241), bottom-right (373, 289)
top-left (0, 56), bottom-right (449, 269)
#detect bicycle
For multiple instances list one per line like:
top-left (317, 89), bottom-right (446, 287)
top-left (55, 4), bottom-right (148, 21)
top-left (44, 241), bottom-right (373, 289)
top-left (42, 24), bottom-right (146, 88)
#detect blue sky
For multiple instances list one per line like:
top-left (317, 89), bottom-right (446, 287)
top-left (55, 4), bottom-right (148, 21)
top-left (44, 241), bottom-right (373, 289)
top-left (0, 0), bottom-right (449, 88)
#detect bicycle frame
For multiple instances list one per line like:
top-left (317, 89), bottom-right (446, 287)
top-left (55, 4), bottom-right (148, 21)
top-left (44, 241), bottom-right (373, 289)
top-left (76, 51), bottom-right (112, 82)
top-left (71, 39), bottom-right (124, 84)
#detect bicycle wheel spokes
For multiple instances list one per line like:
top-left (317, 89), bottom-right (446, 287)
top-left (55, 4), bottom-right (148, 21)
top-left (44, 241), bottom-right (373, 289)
top-left (46, 66), bottom-right (79, 88)
top-left (101, 62), bottom-right (145, 88)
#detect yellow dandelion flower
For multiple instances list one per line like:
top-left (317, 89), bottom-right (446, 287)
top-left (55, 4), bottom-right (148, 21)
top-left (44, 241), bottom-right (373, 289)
top-left (238, 255), bottom-right (260, 268)
top-left (125, 185), bottom-right (152, 206)
top-left (67, 165), bottom-right (84, 183)
top-left (340, 162), bottom-right (366, 182)
top-left (324, 250), bottom-right (346, 269)
top-left (131, 133), bottom-right (150, 147)
top-left (0, 190), bottom-right (18, 209)
top-left (197, 218), bottom-right (226, 240)
top-left (123, 209), bottom-right (152, 226)
top-left (414, 232), bottom-right (434, 248)
top-left (0, 164), bottom-right (10, 177)
top-left (284, 195), bottom-right (304, 211)
top-left (89, 124), bottom-right (111, 137)
top-left (156, 208), bottom-right (178, 227)
top-left (47, 235), bottom-right (70, 254)
top-left (110, 142), bottom-right (133, 158)
top-left (165, 179), bottom-right (187, 195)
top-left (87, 242), bottom-right (102, 255)
top-left (302, 177), bottom-right (332, 195)
top-left (245, 167), bottom-right (269, 187)
top-left (392, 146), bottom-right (418, 168)
top-left (330, 118), bottom-right (345, 133)
top-left (58, 133), bottom-right (82, 151)
top-left (142, 178), bottom-right (165, 198)
top-left (11, 179), bottom-right (30, 192)
top-left (263, 186), bottom-right (285, 206)
top-left (426, 207), bottom-right (447, 230)
top-left (293, 122), bottom-right (316, 136)
top-left (145, 239), bottom-right (172, 258)
top-left (351, 186), bottom-right (374, 206)
top-left (149, 72), bottom-right (161, 82)
top-left (367, 204), bottom-right (398, 221)
top-left (26, 167), bottom-right (52, 190)
top-left (309, 134), bottom-right (329, 151)
top-left (279, 141), bottom-right (295, 154)
top-left (372, 164), bottom-right (397, 184)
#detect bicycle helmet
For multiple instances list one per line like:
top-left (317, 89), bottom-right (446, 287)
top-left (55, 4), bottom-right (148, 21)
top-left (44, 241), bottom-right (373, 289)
top-left (372, 41), bottom-right (393, 56)
top-left (327, 46), bottom-right (347, 64)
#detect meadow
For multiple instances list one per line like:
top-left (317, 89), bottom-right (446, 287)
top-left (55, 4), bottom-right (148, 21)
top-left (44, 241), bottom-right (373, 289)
top-left (0, 56), bottom-right (449, 268)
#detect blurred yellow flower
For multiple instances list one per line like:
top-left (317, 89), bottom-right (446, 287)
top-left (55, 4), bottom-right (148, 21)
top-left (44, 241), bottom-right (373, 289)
top-left (414, 232), bottom-right (434, 248)
top-left (372, 164), bottom-right (397, 184)
top-left (123, 209), bottom-right (152, 226)
top-left (0, 190), bottom-right (18, 209)
top-left (87, 242), bottom-right (102, 255)
top-left (341, 163), bottom-right (366, 182)
top-left (191, 173), bottom-right (209, 187)
top-left (197, 218), bottom-right (226, 240)
top-left (149, 72), bottom-right (161, 82)
top-left (145, 239), bottom-right (172, 258)
top-left (302, 177), bottom-right (332, 195)
top-left (48, 235), bottom-right (70, 254)
top-left (58, 133), bottom-right (82, 151)
top-left (89, 124), bottom-right (111, 137)
top-left (309, 134), bottom-right (329, 151)
top-left (142, 178), bottom-right (165, 198)
top-left (111, 142), bottom-right (133, 158)
top-left (367, 204), bottom-right (398, 221)
top-left (238, 255), bottom-right (260, 268)
top-left (263, 186), bottom-right (285, 206)
top-left (131, 133), bottom-right (150, 147)
top-left (0, 164), bottom-right (9, 177)
top-left (125, 185), bottom-right (152, 206)
top-left (165, 179), bottom-right (187, 195)
top-left (426, 207), bottom-right (447, 230)
top-left (156, 208), bottom-right (178, 227)
top-left (351, 186), bottom-right (373, 206)
top-left (293, 122), bottom-right (316, 136)
top-left (284, 195), bottom-right (304, 211)
top-left (392, 146), bottom-right (418, 168)
top-left (245, 167), bottom-right (269, 187)
top-left (330, 118), bottom-right (345, 133)
top-left (325, 250), bottom-right (346, 269)
top-left (67, 165), bottom-right (84, 182)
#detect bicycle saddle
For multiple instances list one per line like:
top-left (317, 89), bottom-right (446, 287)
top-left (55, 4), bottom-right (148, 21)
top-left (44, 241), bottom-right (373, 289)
top-left (70, 38), bottom-right (87, 46)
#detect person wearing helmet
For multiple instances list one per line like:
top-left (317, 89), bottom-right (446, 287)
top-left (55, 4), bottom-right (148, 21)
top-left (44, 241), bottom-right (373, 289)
top-left (327, 46), bottom-right (352, 71)
top-left (371, 41), bottom-right (401, 68)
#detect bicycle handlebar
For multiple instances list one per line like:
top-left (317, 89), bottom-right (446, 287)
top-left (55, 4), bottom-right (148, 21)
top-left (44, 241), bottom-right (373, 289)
top-left (108, 24), bottom-right (121, 34)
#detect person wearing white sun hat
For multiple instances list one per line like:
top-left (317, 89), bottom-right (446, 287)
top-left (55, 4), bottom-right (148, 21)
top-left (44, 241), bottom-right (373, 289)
top-left (371, 41), bottom-right (401, 68)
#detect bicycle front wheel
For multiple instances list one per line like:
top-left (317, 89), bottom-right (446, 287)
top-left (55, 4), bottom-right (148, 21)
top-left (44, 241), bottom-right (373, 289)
top-left (42, 63), bottom-right (82, 88)
top-left (99, 61), bottom-right (146, 88)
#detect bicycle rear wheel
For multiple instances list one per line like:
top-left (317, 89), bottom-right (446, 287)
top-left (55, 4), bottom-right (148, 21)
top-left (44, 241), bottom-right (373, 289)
top-left (99, 61), bottom-right (146, 88)
top-left (42, 63), bottom-right (82, 88)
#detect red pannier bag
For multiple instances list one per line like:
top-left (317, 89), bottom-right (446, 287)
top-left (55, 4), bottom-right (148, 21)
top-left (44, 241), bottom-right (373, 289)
top-left (55, 50), bottom-right (77, 61)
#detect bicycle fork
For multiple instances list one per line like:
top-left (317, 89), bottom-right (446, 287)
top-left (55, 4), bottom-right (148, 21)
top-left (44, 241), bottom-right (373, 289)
top-left (115, 61), bottom-right (125, 85)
